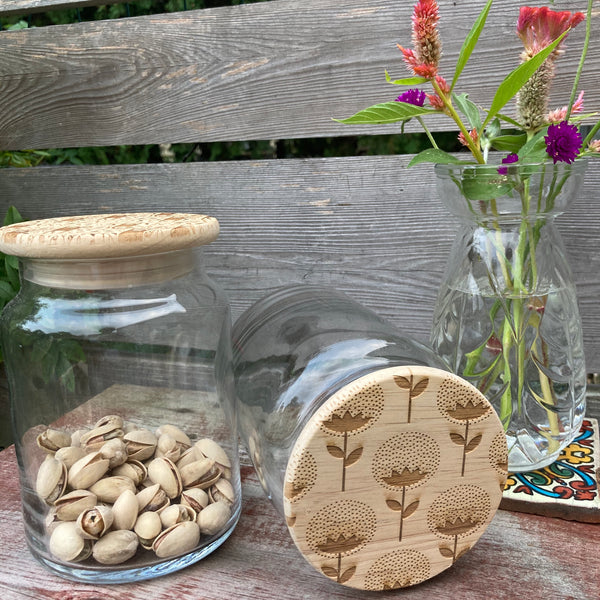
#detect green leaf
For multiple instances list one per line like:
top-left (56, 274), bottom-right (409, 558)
top-left (482, 30), bottom-right (568, 129)
top-left (461, 170), bottom-right (513, 201)
top-left (452, 93), bottom-right (482, 130)
top-left (518, 128), bottom-right (549, 162)
top-left (490, 133), bottom-right (528, 153)
top-left (407, 148), bottom-right (475, 167)
top-left (451, 0), bottom-right (494, 90)
top-left (385, 72), bottom-right (428, 86)
top-left (3, 206), bottom-right (24, 227)
top-left (0, 281), bottom-right (15, 302)
top-left (335, 102), bottom-right (436, 125)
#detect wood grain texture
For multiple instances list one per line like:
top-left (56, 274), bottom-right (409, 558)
top-left (2, 155), bottom-right (600, 371)
top-left (0, 0), bottom-right (122, 17)
top-left (0, 0), bottom-right (597, 149)
top-left (1, 443), bottom-right (599, 599)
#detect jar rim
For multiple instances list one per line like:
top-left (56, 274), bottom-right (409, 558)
top-left (434, 158), bottom-right (588, 177)
top-left (0, 212), bottom-right (219, 259)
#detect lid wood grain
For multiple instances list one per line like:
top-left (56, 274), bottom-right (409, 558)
top-left (0, 213), bottom-right (219, 259)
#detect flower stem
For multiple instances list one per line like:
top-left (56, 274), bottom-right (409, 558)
top-left (567, 0), bottom-right (593, 120)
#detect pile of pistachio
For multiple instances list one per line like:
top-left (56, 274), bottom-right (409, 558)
top-left (35, 415), bottom-right (235, 566)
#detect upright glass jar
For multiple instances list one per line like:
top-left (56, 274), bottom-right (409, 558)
top-left (233, 285), bottom-right (508, 591)
top-left (0, 213), bottom-right (241, 583)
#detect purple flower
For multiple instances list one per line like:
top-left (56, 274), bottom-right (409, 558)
top-left (395, 88), bottom-right (426, 107)
top-left (544, 121), bottom-right (583, 164)
top-left (497, 153), bottom-right (519, 175)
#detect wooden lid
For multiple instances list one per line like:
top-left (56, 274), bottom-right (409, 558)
top-left (283, 366), bottom-right (508, 591)
top-left (0, 213), bottom-right (219, 259)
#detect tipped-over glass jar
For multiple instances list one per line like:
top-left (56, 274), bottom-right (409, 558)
top-left (233, 285), bottom-right (508, 591)
top-left (0, 213), bottom-right (240, 583)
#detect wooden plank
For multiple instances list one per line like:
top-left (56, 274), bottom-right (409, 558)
top-left (1, 155), bottom-right (600, 371)
top-left (0, 0), bottom-right (597, 149)
top-left (0, 442), bottom-right (599, 598)
top-left (0, 0), bottom-right (121, 17)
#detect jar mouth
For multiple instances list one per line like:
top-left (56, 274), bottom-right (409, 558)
top-left (21, 249), bottom-right (197, 290)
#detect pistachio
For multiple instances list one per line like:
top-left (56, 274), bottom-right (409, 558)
top-left (176, 446), bottom-right (199, 470)
top-left (70, 428), bottom-right (89, 448)
top-left (94, 414), bottom-right (124, 430)
top-left (111, 460), bottom-right (147, 486)
top-left (92, 530), bottom-right (139, 565)
top-left (123, 428), bottom-right (157, 461)
top-left (80, 423), bottom-right (124, 452)
top-left (180, 488), bottom-right (209, 513)
top-left (195, 438), bottom-right (232, 478)
top-left (155, 433), bottom-right (181, 462)
top-left (136, 483), bottom-right (169, 513)
top-left (54, 445), bottom-right (86, 469)
top-left (155, 424), bottom-right (191, 452)
top-left (209, 478), bottom-right (235, 506)
top-left (152, 521), bottom-right (200, 559)
top-left (54, 489), bottom-right (97, 521)
top-left (88, 475), bottom-right (136, 503)
top-left (197, 501), bottom-right (231, 536)
top-left (179, 458), bottom-right (221, 490)
top-left (36, 457), bottom-right (67, 505)
top-left (112, 489), bottom-right (139, 531)
top-left (45, 508), bottom-right (61, 535)
top-left (67, 452), bottom-right (110, 490)
top-left (36, 428), bottom-right (72, 454)
top-left (49, 521), bottom-right (93, 563)
top-left (76, 505), bottom-right (114, 539)
top-left (147, 457), bottom-right (183, 499)
top-left (134, 511), bottom-right (163, 549)
top-left (99, 437), bottom-right (128, 469)
top-left (160, 503), bottom-right (196, 529)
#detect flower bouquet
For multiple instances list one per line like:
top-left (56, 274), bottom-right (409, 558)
top-left (338, 0), bottom-right (600, 471)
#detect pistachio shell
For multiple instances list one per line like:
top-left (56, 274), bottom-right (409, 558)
top-left (111, 460), bottom-right (148, 486)
top-left (155, 424), bottom-right (191, 451)
top-left (67, 451), bottom-right (110, 489)
top-left (92, 530), bottom-right (139, 565)
top-left (70, 428), bottom-right (89, 448)
top-left (54, 489), bottom-right (97, 521)
top-left (76, 505), bottom-right (114, 539)
top-left (54, 446), bottom-right (86, 469)
top-left (179, 458), bottom-right (221, 489)
top-left (36, 457), bottom-right (67, 505)
top-left (160, 503), bottom-right (196, 529)
top-left (134, 511), bottom-right (162, 549)
top-left (136, 483), bottom-right (169, 513)
top-left (99, 437), bottom-right (128, 469)
top-left (197, 501), bottom-right (231, 536)
top-left (49, 521), bottom-right (93, 563)
top-left (88, 475), bottom-right (136, 503)
top-left (180, 488), bottom-right (209, 513)
top-left (80, 423), bottom-right (124, 452)
top-left (94, 414), bottom-right (124, 429)
top-left (36, 428), bottom-right (72, 453)
top-left (123, 429), bottom-right (157, 461)
top-left (112, 489), bottom-right (139, 531)
top-left (152, 520), bottom-right (200, 558)
top-left (176, 446), bottom-right (199, 470)
top-left (147, 456), bottom-right (183, 499)
top-left (195, 438), bottom-right (231, 470)
top-left (209, 478), bottom-right (235, 506)
top-left (155, 433), bottom-right (181, 462)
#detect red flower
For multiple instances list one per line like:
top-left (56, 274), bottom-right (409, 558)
top-left (517, 6), bottom-right (585, 58)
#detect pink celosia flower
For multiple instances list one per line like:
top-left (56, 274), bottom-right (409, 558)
top-left (588, 140), bottom-right (600, 153)
top-left (458, 128), bottom-right (479, 148)
top-left (426, 75), bottom-right (450, 111)
top-left (547, 91), bottom-right (584, 124)
top-left (516, 7), bottom-right (585, 133)
top-left (398, 0), bottom-right (442, 79)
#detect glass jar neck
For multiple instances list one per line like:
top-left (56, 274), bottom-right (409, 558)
top-left (21, 249), bottom-right (198, 290)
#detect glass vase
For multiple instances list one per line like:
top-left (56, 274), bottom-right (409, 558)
top-left (431, 161), bottom-right (587, 472)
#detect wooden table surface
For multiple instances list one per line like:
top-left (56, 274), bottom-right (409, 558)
top-left (1, 439), bottom-right (599, 600)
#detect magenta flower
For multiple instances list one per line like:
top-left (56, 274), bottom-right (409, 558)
top-left (544, 121), bottom-right (583, 164)
top-left (497, 153), bottom-right (519, 175)
top-left (396, 89), bottom-right (426, 107)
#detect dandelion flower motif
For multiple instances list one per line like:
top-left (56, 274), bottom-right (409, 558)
top-left (545, 121), bottom-right (583, 164)
top-left (364, 549), bottom-right (431, 591)
top-left (489, 431), bottom-right (509, 480)
top-left (284, 449), bottom-right (317, 503)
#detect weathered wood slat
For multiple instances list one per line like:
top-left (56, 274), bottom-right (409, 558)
top-left (0, 443), bottom-right (599, 599)
top-left (0, 0), bottom-right (121, 17)
top-left (2, 155), bottom-right (600, 372)
top-left (0, 0), bottom-right (596, 149)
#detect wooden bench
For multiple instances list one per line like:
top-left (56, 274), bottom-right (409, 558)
top-left (0, 1), bottom-right (599, 598)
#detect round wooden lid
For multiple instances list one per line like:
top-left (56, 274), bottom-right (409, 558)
top-left (283, 366), bottom-right (508, 591)
top-left (0, 213), bottom-right (219, 259)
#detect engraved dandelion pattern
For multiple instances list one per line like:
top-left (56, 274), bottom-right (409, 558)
top-left (372, 432), bottom-right (440, 541)
top-left (306, 499), bottom-right (377, 585)
top-left (364, 549), bottom-right (431, 591)
top-left (427, 485), bottom-right (491, 564)
top-left (320, 381), bottom-right (385, 491)
top-left (437, 376), bottom-right (492, 476)
top-left (489, 431), bottom-right (509, 485)
top-left (393, 373), bottom-right (429, 423)
top-left (284, 449), bottom-right (317, 503)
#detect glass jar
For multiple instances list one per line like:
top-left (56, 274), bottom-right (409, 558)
top-left (233, 285), bottom-right (508, 591)
top-left (0, 213), bottom-right (240, 583)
